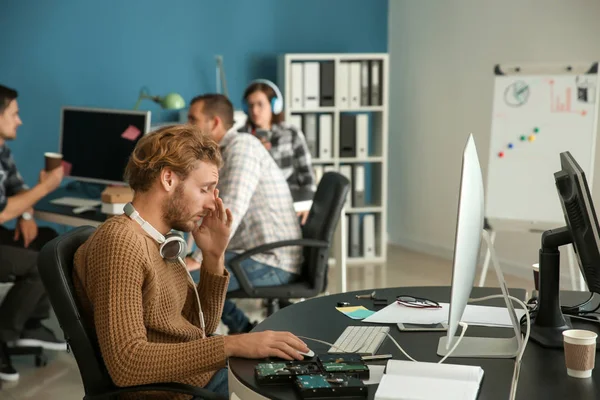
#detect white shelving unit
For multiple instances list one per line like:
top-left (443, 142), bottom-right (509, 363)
top-left (277, 53), bottom-right (389, 267)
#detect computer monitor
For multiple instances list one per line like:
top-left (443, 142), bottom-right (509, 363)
top-left (437, 134), bottom-right (521, 359)
top-left (530, 151), bottom-right (600, 348)
top-left (60, 107), bottom-right (151, 185)
top-left (446, 134), bottom-right (485, 345)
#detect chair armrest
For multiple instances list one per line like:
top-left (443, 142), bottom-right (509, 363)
top-left (87, 382), bottom-right (227, 400)
top-left (228, 239), bottom-right (329, 295)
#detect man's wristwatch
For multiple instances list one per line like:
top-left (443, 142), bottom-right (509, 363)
top-left (21, 212), bottom-right (33, 221)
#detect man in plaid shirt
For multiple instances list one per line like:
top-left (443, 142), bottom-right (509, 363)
top-left (0, 84), bottom-right (66, 382)
top-left (186, 94), bottom-right (302, 333)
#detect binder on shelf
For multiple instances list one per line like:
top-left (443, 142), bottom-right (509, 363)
top-left (314, 165), bottom-right (324, 184)
top-left (356, 114), bottom-right (369, 158)
top-left (370, 60), bottom-right (382, 106)
top-left (340, 114), bottom-right (357, 157)
top-left (349, 62), bottom-right (361, 108)
top-left (304, 113), bottom-right (318, 157)
top-left (360, 61), bottom-right (371, 106)
top-left (291, 63), bottom-right (304, 110)
top-left (303, 62), bottom-right (320, 109)
top-left (363, 214), bottom-right (376, 257)
top-left (289, 114), bottom-right (303, 132)
top-left (320, 61), bottom-right (335, 107)
top-left (353, 165), bottom-right (366, 207)
top-left (318, 114), bottom-right (333, 161)
top-left (350, 214), bottom-right (361, 257)
top-left (346, 215), bottom-right (352, 257)
top-left (337, 62), bottom-right (350, 108)
top-left (339, 165), bottom-right (353, 208)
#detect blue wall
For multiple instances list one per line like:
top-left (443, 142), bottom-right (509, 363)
top-left (0, 0), bottom-right (388, 189)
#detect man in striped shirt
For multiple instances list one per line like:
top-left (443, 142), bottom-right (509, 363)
top-left (186, 94), bottom-right (303, 333)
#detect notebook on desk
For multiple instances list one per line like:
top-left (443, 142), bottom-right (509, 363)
top-left (374, 360), bottom-right (484, 400)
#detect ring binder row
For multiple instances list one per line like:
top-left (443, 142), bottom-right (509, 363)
top-left (289, 60), bottom-right (383, 110)
top-left (279, 53), bottom-right (388, 264)
top-left (290, 113), bottom-right (372, 160)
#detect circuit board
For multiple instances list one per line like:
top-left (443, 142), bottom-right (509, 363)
top-left (317, 353), bottom-right (370, 379)
top-left (295, 374), bottom-right (368, 398)
top-left (255, 361), bottom-right (322, 385)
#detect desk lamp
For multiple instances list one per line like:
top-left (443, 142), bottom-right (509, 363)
top-left (133, 87), bottom-right (185, 110)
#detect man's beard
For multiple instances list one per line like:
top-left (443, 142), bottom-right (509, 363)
top-left (162, 183), bottom-right (195, 232)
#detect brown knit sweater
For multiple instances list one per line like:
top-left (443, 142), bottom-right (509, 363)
top-left (73, 215), bottom-right (230, 398)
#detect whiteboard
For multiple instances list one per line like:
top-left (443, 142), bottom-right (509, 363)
top-left (486, 63), bottom-right (600, 230)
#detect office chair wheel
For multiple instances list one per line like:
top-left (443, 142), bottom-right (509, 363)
top-left (35, 354), bottom-right (48, 367)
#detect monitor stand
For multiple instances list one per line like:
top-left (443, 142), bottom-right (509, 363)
top-left (437, 229), bottom-right (522, 359)
top-left (529, 227), bottom-right (573, 348)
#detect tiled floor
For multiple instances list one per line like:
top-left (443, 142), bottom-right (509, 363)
top-left (0, 245), bottom-right (533, 399)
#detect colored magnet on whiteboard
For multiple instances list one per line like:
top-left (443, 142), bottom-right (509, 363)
top-left (498, 152), bottom-right (504, 158)
top-left (508, 143), bottom-right (514, 149)
top-left (582, 110), bottom-right (588, 116)
top-left (520, 135), bottom-right (526, 141)
top-left (528, 135), bottom-right (536, 142)
top-left (533, 127), bottom-right (539, 133)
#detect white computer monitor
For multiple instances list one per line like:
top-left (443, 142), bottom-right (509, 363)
top-left (59, 106), bottom-right (151, 185)
top-left (446, 134), bottom-right (485, 346)
top-left (437, 134), bottom-right (521, 359)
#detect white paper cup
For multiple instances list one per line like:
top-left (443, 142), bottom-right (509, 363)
top-left (44, 152), bottom-right (63, 171)
top-left (563, 329), bottom-right (597, 378)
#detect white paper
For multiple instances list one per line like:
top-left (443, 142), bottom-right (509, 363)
top-left (375, 375), bottom-right (480, 400)
top-left (374, 360), bottom-right (483, 400)
top-left (363, 302), bottom-right (525, 328)
top-left (363, 365), bottom-right (386, 385)
top-left (385, 360), bottom-right (483, 383)
top-left (293, 200), bottom-right (312, 212)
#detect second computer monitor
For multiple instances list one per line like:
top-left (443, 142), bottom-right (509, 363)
top-left (60, 107), bottom-right (151, 185)
top-left (555, 151), bottom-right (600, 293)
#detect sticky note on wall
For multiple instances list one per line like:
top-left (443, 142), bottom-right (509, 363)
top-left (121, 125), bottom-right (141, 141)
top-left (62, 160), bottom-right (72, 176)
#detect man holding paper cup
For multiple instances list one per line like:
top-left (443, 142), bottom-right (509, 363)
top-left (0, 84), bottom-right (66, 382)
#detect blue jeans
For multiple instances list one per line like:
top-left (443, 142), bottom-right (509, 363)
top-left (190, 251), bottom-right (298, 333)
top-left (203, 367), bottom-right (228, 398)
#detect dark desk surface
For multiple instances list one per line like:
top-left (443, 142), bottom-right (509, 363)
top-left (229, 286), bottom-right (600, 400)
top-left (34, 185), bottom-right (109, 226)
top-left (35, 185), bottom-right (313, 227)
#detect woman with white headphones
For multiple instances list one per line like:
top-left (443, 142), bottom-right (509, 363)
top-left (241, 79), bottom-right (316, 225)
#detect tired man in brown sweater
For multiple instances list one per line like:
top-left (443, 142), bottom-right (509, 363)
top-left (72, 125), bottom-right (309, 398)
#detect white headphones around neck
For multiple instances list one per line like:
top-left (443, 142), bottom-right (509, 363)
top-left (123, 202), bottom-right (187, 260)
top-left (243, 79), bottom-right (284, 115)
top-left (124, 202), bottom-right (206, 337)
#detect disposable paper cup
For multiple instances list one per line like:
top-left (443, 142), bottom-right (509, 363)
top-left (563, 329), bottom-right (597, 378)
top-left (532, 263), bottom-right (540, 291)
top-left (44, 152), bottom-right (63, 171)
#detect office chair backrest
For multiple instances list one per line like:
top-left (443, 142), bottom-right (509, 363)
top-left (37, 226), bottom-right (115, 396)
top-left (301, 172), bottom-right (350, 290)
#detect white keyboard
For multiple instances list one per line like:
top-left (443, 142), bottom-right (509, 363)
top-left (50, 197), bottom-right (102, 208)
top-left (329, 326), bottom-right (390, 355)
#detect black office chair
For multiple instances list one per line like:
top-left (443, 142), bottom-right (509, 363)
top-left (37, 226), bottom-right (226, 400)
top-left (227, 172), bottom-right (350, 315)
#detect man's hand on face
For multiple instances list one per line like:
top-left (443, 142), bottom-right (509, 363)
top-left (192, 189), bottom-right (233, 272)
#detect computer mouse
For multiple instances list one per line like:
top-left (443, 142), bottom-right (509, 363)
top-left (299, 349), bottom-right (315, 358)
